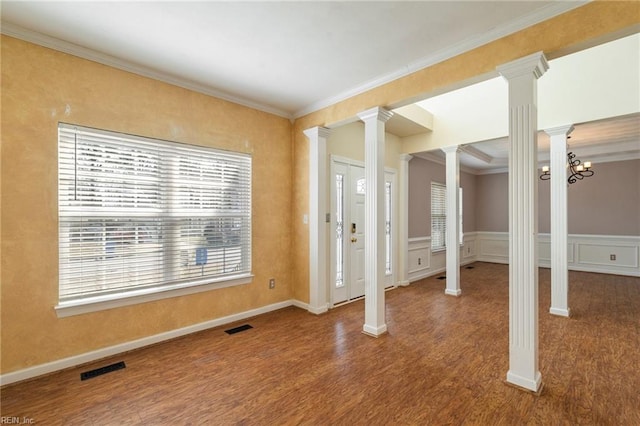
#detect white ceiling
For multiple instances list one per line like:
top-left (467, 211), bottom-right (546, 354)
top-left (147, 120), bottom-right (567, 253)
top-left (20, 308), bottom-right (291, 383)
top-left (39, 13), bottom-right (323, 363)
top-left (416, 113), bottom-right (640, 174)
top-left (3, 1), bottom-right (636, 172)
top-left (0, 1), bottom-right (584, 119)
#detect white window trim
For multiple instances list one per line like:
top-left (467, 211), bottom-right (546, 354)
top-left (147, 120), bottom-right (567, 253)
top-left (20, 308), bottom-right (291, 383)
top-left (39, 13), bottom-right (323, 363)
top-left (57, 123), bottom-right (252, 315)
top-left (55, 273), bottom-right (253, 318)
top-left (431, 182), bottom-right (463, 252)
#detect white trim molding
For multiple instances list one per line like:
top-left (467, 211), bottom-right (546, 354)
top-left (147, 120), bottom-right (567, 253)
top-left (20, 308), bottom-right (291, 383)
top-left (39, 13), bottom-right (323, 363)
top-left (1, 299), bottom-right (307, 386)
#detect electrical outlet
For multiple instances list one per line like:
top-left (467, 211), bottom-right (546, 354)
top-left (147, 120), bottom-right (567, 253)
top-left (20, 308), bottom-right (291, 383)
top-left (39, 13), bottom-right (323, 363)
top-left (610, 254), bottom-right (616, 261)
top-left (269, 278), bottom-right (275, 289)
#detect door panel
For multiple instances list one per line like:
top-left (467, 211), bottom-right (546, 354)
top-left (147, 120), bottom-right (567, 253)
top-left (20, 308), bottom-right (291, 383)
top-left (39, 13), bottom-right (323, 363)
top-left (333, 163), bottom-right (348, 304)
top-left (350, 165), bottom-right (365, 299)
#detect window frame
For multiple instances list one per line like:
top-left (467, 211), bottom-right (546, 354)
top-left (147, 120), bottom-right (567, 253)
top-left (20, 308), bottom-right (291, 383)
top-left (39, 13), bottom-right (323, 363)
top-left (430, 182), bottom-right (463, 252)
top-left (56, 123), bottom-right (253, 317)
top-left (431, 182), bottom-right (447, 252)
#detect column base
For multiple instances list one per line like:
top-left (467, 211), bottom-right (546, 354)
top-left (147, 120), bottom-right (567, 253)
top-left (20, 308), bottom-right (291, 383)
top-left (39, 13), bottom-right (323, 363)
top-left (397, 280), bottom-right (410, 287)
top-left (549, 307), bottom-right (570, 317)
top-left (362, 323), bottom-right (388, 337)
top-left (444, 288), bottom-right (462, 297)
top-left (307, 305), bottom-right (329, 315)
top-left (506, 370), bottom-right (542, 393)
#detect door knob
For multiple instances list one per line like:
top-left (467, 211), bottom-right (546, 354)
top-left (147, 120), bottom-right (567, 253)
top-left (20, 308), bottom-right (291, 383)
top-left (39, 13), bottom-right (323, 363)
top-left (351, 237), bottom-right (358, 243)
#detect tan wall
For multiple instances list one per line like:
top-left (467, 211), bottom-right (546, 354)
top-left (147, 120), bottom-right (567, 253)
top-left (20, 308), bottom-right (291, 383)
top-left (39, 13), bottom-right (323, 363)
top-left (0, 36), bottom-right (293, 374)
top-left (292, 2), bottom-right (639, 303)
top-left (2, 1), bottom-right (638, 376)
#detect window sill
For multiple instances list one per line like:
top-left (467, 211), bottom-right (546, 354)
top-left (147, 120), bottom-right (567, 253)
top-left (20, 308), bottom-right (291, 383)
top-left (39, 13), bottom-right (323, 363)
top-left (432, 244), bottom-right (465, 254)
top-left (55, 274), bottom-right (253, 318)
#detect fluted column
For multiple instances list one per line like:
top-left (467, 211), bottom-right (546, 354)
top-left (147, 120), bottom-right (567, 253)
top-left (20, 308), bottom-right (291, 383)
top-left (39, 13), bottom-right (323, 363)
top-left (398, 154), bottom-right (413, 287)
top-left (357, 107), bottom-right (393, 337)
top-left (545, 125), bottom-right (573, 317)
top-left (497, 52), bottom-right (548, 393)
top-left (442, 146), bottom-right (461, 296)
top-left (304, 126), bottom-right (331, 315)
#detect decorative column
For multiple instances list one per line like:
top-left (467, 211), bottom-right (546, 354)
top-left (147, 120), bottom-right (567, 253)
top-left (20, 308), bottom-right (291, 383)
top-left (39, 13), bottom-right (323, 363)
top-left (442, 146), bottom-right (462, 296)
top-left (497, 52), bottom-right (548, 393)
top-left (398, 154), bottom-right (413, 287)
top-left (304, 126), bottom-right (331, 315)
top-left (357, 107), bottom-right (394, 337)
top-left (545, 125), bottom-right (573, 317)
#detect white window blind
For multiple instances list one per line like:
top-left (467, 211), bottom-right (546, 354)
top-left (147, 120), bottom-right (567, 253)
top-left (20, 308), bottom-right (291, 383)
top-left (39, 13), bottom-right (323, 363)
top-left (58, 123), bottom-right (251, 305)
top-left (431, 182), bottom-right (463, 251)
top-left (431, 182), bottom-right (446, 251)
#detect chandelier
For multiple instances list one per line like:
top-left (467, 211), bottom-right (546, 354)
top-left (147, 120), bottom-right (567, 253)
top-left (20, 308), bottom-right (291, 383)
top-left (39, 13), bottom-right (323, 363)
top-left (540, 152), bottom-right (594, 184)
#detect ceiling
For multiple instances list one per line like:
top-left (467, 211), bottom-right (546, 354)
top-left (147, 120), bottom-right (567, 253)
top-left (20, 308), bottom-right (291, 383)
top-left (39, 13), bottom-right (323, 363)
top-left (417, 113), bottom-right (640, 174)
top-left (2, 1), bottom-right (636, 172)
top-left (0, 1), bottom-right (584, 119)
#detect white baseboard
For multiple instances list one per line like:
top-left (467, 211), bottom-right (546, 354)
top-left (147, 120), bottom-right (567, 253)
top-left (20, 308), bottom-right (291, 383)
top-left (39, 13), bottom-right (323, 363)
top-left (291, 299), bottom-right (310, 311)
top-left (1, 299), bottom-right (305, 386)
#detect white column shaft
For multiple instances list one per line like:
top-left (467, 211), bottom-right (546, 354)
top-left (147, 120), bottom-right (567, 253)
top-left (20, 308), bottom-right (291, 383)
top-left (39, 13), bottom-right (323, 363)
top-left (498, 52), bottom-right (548, 393)
top-left (304, 126), bottom-right (331, 315)
top-left (546, 125), bottom-right (573, 317)
top-left (358, 107), bottom-right (393, 337)
top-left (442, 146), bottom-right (461, 296)
top-left (398, 154), bottom-right (412, 286)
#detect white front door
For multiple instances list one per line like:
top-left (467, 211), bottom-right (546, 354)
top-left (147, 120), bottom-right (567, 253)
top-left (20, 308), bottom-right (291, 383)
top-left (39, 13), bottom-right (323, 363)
top-left (331, 160), bottom-right (395, 305)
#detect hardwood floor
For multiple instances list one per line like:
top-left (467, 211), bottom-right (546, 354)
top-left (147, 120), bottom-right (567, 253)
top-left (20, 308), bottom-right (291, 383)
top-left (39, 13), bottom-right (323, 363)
top-left (2, 262), bottom-right (639, 425)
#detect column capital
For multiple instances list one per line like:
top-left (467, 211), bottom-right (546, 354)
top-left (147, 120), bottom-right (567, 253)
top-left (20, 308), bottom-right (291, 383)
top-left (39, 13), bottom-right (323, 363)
top-left (303, 126), bottom-right (331, 140)
top-left (399, 153), bottom-right (413, 162)
top-left (497, 51), bottom-right (549, 81)
top-left (441, 145), bottom-right (461, 155)
top-left (544, 124), bottom-right (574, 137)
top-left (357, 106), bottom-right (393, 124)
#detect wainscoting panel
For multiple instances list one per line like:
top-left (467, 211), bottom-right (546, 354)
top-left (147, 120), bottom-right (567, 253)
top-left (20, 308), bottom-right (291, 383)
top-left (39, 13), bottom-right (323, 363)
top-left (408, 237), bottom-right (431, 281)
top-left (477, 232), bottom-right (509, 264)
top-left (475, 232), bottom-right (640, 277)
top-left (408, 233), bottom-right (478, 282)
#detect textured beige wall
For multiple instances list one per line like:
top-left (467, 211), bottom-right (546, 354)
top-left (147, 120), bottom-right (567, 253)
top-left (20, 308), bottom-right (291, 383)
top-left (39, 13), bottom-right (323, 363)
top-left (3, 1), bottom-right (637, 376)
top-left (0, 36), bottom-right (293, 374)
top-left (293, 2), bottom-right (639, 303)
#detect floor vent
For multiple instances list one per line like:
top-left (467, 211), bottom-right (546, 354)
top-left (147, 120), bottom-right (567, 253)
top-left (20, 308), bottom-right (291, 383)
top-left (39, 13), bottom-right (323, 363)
top-left (80, 361), bottom-right (126, 381)
top-left (466, 266), bottom-right (475, 269)
top-left (225, 324), bottom-right (253, 335)
top-left (437, 276), bottom-right (446, 280)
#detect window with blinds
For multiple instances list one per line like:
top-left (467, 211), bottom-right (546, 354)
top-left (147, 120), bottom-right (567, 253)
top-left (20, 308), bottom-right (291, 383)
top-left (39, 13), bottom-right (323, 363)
top-left (58, 123), bottom-right (252, 306)
top-left (431, 182), bottom-right (447, 251)
top-left (431, 182), bottom-right (463, 251)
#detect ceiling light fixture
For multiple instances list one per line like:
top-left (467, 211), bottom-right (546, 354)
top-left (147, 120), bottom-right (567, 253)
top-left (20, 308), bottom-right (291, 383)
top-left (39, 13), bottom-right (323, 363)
top-left (540, 152), bottom-right (594, 184)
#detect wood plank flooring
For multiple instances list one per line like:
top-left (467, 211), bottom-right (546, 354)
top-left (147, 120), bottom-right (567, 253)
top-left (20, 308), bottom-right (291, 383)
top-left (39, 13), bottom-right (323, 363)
top-left (2, 262), bottom-right (639, 425)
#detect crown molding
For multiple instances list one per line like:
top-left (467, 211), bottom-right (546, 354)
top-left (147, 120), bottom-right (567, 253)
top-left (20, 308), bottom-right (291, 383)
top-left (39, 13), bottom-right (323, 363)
top-left (292, 1), bottom-right (587, 119)
top-left (0, 22), bottom-right (294, 120)
top-left (0, 1), bottom-right (587, 122)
